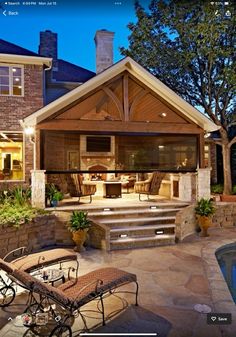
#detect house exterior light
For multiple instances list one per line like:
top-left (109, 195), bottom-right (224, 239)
top-left (204, 133), bottom-right (211, 138)
top-left (24, 126), bottom-right (35, 135)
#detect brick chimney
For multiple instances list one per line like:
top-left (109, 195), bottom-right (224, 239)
top-left (38, 30), bottom-right (58, 59)
top-left (94, 30), bottom-right (114, 74)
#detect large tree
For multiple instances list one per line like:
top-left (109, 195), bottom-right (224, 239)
top-left (121, 0), bottom-right (236, 194)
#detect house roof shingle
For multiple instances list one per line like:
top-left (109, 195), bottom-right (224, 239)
top-left (52, 59), bottom-right (95, 83)
top-left (0, 38), bottom-right (39, 57)
top-left (0, 38), bottom-right (95, 83)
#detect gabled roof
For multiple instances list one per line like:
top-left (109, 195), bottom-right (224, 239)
top-left (23, 57), bottom-right (219, 132)
top-left (52, 59), bottom-right (95, 83)
top-left (0, 39), bottom-right (52, 66)
top-left (0, 38), bottom-right (39, 56)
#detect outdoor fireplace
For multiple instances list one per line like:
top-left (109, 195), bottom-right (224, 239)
top-left (89, 165), bottom-right (107, 180)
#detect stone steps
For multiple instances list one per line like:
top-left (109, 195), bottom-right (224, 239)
top-left (86, 203), bottom-right (188, 250)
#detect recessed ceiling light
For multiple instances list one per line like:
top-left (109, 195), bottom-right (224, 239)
top-left (12, 68), bottom-right (16, 72)
top-left (158, 145), bottom-right (164, 149)
top-left (119, 234), bottom-right (128, 238)
top-left (160, 112), bottom-right (167, 117)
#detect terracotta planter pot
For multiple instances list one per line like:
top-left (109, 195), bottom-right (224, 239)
top-left (72, 229), bottom-right (88, 252)
top-left (220, 195), bottom-right (236, 202)
top-left (198, 216), bottom-right (212, 237)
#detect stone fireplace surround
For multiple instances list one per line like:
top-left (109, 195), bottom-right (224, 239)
top-left (80, 135), bottom-right (116, 181)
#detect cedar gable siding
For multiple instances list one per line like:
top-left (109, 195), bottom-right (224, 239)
top-left (38, 72), bottom-right (199, 134)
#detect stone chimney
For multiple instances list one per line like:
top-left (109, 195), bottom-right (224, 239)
top-left (94, 30), bottom-right (114, 74)
top-left (38, 30), bottom-right (58, 59)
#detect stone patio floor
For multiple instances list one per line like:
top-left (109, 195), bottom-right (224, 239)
top-left (0, 227), bottom-right (235, 337)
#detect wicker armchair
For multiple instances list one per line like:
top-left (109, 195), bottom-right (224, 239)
top-left (134, 171), bottom-right (165, 201)
top-left (66, 174), bottom-right (96, 203)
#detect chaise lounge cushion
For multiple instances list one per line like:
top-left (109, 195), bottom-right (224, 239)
top-left (11, 267), bottom-right (136, 310)
top-left (10, 248), bottom-right (77, 272)
top-left (58, 267), bottom-right (137, 307)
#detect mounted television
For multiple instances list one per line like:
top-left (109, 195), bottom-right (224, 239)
top-left (86, 136), bottom-right (111, 152)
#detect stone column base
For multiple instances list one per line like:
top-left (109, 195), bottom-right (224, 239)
top-left (31, 170), bottom-right (46, 208)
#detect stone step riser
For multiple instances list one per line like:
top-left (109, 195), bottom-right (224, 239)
top-left (83, 204), bottom-right (188, 214)
top-left (102, 218), bottom-right (176, 228)
top-left (90, 210), bottom-right (179, 220)
top-left (110, 227), bottom-right (175, 240)
top-left (110, 237), bottom-right (175, 250)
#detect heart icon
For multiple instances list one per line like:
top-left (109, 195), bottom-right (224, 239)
top-left (211, 317), bottom-right (217, 321)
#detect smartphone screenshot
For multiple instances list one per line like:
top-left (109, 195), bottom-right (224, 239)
top-left (0, 1), bottom-right (235, 336)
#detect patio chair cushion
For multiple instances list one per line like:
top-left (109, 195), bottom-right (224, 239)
top-left (134, 172), bottom-right (165, 195)
top-left (58, 267), bottom-right (137, 307)
top-left (66, 174), bottom-right (96, 198)
top-left (10, 248), bottom-right (77, 272)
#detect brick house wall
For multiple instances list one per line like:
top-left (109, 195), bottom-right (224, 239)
top-left (0, 63), bottom-right (44, 184)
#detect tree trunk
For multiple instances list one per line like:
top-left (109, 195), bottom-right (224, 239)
top-left (222, 142), bottom-right (232, 195)
top-left (218, 127), bottom-right (232, 195)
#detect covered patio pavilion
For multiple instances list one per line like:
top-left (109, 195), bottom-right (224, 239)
top-left (22, 57), bottom-right (218, 208)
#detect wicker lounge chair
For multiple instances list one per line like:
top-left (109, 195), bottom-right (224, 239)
top-left (134, 171), bottom-right (165, 201)
top-left (66, 174), bottom-right (96, 203)
top-left (0, 258), bottom-right (138, 335)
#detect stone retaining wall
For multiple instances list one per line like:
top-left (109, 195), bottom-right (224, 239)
top-left (175, 202), bottom-right (236, 241)
top-left (0, 212), bottom-right (74, 258)
top-left (0, 210), bottom-right (109, 257)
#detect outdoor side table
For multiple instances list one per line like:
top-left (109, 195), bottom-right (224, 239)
top-left (103, 181), bottom-right (122, 198)
top-left (31, 269), bottom-right (65, 286)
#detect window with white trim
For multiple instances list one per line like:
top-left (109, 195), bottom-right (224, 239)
top-left (0, 65), bottom-right (23, 96)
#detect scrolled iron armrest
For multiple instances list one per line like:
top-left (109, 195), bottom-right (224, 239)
top-left (37, 255), bottom-right (46, 266)
top-left (3, 246), bottom-right (28, 262)
top-left (67, 261), bottom-right (79, 280)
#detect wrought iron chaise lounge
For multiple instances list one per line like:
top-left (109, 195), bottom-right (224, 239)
top-left (0, 247), bottom-right (78, 307)
top-left (0, 258), bottom-right (138, 336)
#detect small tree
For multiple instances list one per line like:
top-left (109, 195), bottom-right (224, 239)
top-left (121, 0), bottom-right (236, 194)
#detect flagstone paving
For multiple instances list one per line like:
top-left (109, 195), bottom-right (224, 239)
top-left (0, 227), bottom-right (235, 337)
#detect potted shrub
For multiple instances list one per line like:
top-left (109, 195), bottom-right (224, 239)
top-left (195, 198), bottom-right (215, 237)
top-left (68, 211), bottom-right (92, 252)
top-left (45, 183), bottom-right (63, 207)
